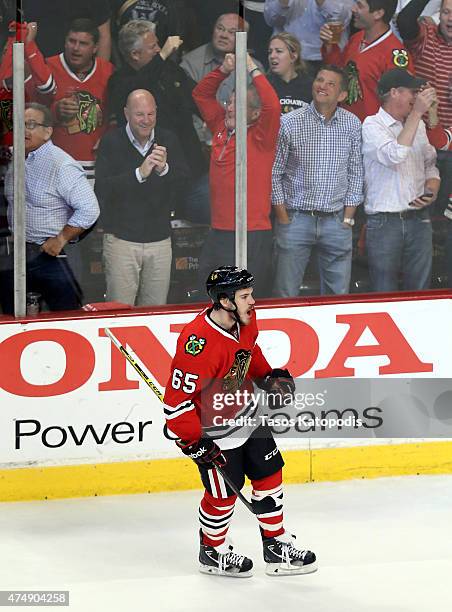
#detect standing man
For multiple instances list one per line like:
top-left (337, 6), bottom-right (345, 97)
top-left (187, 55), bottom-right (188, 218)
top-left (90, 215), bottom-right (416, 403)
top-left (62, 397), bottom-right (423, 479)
top-left (0, 103), bottom-right (99, 314)
top-left (95, 89), bottom-right (187, 306)
top-left (46, 18), bottom-right (114, 184)
top-left (108, 20), bottom-right (208, 219)
top-left (397, 0), bottom-right (452, 288)
top-left (362, 68), bottom-right (440, 292)
top-left (180, 13), bottom-right (264, 222)
top-left (272, 66), bottom-right (363, 297)
top-left (164, 265), bottom-right (317, 577)
top-left (193, 53), bottom-right (281, 297)
top-left (321, 0), bottom-right (411, 121)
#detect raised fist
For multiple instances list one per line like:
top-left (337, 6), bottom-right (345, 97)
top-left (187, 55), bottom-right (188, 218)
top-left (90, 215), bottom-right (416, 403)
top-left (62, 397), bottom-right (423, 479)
top-left (221, 53), bottom-right (236, 75)
top-left (160, 36), bottom-right (183, 60)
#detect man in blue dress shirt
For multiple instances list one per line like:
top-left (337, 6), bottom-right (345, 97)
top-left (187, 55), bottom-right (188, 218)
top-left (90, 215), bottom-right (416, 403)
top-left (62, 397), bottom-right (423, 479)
top-left (0, 103), bottom-right (99, 314)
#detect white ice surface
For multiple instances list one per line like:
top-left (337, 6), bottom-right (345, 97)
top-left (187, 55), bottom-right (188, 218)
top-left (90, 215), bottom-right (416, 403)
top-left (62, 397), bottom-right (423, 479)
top-left (1, 475), bottom-right (451, 612)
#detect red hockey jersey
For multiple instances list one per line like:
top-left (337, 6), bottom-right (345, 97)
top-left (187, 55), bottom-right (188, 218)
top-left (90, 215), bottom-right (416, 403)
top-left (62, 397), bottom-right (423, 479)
top-left (47, 54), bottom-right (114, 181)
top-left (163, 308), bottom-right (271, 448)
top-left (323, 29), bottom-right (412, 122)
top-left (1, 36), bottom-right (56, 152)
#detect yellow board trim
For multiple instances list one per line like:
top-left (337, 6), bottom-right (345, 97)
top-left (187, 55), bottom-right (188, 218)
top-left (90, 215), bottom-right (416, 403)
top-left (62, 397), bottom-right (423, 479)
top-left (1, 441), bottom-right (452, 502)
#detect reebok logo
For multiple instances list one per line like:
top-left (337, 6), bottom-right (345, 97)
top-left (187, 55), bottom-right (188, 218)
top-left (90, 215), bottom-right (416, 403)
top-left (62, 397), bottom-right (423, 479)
top-left (190, 446), bottom-right (207, 459)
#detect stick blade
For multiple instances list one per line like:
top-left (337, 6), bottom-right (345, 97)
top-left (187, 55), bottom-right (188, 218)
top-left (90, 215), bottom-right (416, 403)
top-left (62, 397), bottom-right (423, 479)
top-left (251, 495), bottom-right (277, 515)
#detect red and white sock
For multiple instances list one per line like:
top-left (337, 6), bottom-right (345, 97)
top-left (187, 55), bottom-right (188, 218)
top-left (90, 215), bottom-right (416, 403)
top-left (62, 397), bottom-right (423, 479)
top-left (251, 470), bottom-right (284, 539)
top-left (199, 490), bottom-right (237, 547)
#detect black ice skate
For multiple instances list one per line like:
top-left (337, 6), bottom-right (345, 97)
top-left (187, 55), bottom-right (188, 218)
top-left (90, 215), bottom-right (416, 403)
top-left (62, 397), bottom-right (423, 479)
top-left (263, 531), bottom-right (317, 576)
top-left (199, 533), bottom-right (253, 578)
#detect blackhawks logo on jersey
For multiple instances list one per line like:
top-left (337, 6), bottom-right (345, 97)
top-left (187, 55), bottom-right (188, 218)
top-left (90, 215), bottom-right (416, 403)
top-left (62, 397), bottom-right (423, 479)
top-left (345, 61), bottom-right (363, 105)
top-left (392, 49), bottom-right (409, 69)
top-left (222, 349), bottom-right (252, 393)
top-left (65, 90), bottom-right (103, 135)
top-left (185, 335), bottom-right (206, 356)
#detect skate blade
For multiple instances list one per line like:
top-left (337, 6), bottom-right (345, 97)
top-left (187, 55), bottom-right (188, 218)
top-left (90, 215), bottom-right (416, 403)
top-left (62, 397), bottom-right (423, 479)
top-left (265, 561), bottom-right (318, 576)
top-left (199, 564), bottom-right (253, 578)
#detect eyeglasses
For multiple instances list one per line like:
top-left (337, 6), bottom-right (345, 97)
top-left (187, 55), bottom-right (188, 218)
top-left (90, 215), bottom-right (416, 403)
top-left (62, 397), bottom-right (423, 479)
top-left (25, 121), bottom-right (49, 130)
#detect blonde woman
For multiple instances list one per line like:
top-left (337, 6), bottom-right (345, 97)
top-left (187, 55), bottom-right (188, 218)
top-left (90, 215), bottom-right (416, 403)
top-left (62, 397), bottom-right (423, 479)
top-left (267, 33), bottom-right (313, 113)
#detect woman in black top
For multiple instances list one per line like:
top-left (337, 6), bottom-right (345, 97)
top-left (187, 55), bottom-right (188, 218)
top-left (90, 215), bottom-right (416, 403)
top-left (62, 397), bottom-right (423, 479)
top-left (267, 32), bottom-right (313, 114)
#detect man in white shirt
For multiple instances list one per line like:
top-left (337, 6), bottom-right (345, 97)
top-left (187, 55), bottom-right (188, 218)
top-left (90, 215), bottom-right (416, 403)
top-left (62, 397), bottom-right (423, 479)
top-left (362, 68), bottom-right (440, 292)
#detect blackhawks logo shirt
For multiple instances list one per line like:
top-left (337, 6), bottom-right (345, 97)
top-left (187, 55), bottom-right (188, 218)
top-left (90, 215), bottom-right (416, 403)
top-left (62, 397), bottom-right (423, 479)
top-left (46, 53), bottom-right (113, 181)
top-left (323, 29), bottom-right (412, 122)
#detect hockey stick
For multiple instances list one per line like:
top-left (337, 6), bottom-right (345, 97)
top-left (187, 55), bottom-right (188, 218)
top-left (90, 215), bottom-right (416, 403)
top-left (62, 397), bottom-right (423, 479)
top-left (104, 327), bottom-right (276, 515)
top-left (104, 327), bottom-right (164, 402)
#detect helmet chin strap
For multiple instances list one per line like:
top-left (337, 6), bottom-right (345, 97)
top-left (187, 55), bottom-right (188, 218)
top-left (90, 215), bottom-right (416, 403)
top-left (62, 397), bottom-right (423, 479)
top-left (219, 299), bottom-right (244, 326)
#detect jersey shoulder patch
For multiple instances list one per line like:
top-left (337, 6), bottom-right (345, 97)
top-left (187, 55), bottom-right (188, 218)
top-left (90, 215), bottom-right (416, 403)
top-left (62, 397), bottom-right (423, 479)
top-left (184, 334), bottom-right (206, 356)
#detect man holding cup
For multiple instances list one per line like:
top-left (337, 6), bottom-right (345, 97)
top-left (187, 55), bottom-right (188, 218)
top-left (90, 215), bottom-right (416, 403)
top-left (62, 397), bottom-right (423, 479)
top-left (264, 1), bottom-right (353, 75)
top-left (362, 69), bottom-right (440, 292)
top-left (321, 0), bottom-right (412, 121)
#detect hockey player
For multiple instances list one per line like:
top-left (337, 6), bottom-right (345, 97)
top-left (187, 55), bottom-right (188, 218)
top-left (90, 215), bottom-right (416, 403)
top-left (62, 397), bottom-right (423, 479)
top-left (163, 266), bottom-right (317, 578)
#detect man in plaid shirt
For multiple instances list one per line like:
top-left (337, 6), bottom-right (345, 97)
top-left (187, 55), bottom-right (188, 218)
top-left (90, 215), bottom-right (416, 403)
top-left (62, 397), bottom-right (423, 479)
top-left (272, 65), bottom-right (363, 296)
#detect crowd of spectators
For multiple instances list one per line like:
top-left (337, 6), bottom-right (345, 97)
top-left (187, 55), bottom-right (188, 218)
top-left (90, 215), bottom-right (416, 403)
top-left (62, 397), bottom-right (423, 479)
top-left (0, 0), bottom-right (451, 314)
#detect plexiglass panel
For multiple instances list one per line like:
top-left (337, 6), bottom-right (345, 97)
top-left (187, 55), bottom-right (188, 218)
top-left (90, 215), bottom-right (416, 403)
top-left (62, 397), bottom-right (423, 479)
top-left (0, 0), bottom-right (450, 316)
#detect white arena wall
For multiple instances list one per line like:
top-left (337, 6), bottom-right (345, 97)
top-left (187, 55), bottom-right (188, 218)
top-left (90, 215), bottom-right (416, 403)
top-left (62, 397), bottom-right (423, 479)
top-left (0, 291), bottom-right (451, 501)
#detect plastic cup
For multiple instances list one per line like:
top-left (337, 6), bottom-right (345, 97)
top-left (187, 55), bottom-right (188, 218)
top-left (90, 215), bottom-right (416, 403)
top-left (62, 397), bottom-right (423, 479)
top-left (328, 21), bottom-right (344, 45)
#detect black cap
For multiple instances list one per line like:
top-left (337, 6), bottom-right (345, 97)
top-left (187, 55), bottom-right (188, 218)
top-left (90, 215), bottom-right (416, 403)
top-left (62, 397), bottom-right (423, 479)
top-left (377, 68), bottom-right (427, 96)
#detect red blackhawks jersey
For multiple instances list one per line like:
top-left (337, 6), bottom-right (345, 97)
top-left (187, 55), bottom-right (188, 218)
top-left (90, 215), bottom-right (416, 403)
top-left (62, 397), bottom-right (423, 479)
top-left (1, 38), bottom-right (56, 154)
top-left (46, 54), bottom-right (114, 181)
top-left (163, 308), bottom-right (271, 450)
top-left (323, 29), bottom-right (412, 122)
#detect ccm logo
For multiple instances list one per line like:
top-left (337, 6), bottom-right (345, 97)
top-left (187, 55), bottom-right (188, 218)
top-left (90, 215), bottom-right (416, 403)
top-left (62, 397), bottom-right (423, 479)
top-left (264, 448), bottom-right (279, 461)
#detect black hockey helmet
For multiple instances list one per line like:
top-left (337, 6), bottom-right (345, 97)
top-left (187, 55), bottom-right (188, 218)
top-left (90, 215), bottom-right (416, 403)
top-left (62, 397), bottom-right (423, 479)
top-left (206, 266), bottom-right (254, 304)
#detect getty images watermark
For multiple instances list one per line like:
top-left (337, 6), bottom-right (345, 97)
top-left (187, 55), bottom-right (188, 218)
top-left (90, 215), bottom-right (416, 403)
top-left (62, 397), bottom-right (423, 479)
top-left (201, 378), bottom-right (452, 438)
top-left (206, 387), bottom-right (382, 435)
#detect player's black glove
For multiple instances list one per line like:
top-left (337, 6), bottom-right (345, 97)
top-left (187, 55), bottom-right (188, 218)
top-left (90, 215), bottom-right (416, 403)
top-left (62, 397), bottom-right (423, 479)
top-left (263, 368), bottom-right (296, 410)
top-left (177, 437), bottom-right (227, 468)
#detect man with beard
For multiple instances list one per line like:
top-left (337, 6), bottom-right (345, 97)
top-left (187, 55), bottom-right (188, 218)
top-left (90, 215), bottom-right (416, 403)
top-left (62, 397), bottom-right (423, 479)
top-left (163, 265), bottom-right (317, 577)
top-left (320, 0), bottom-right (411, 121)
